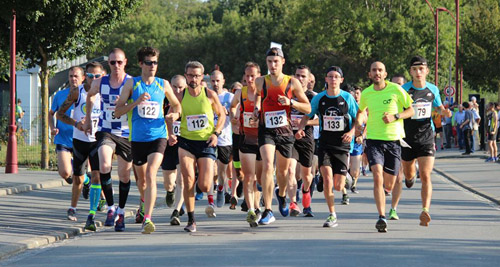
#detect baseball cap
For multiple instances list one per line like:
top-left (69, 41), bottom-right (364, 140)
top-left (266, 47), bottom-right (284, 58)
top-left (325, 66), bottom-right (343, 77)
top-left (410, 56), bottom-right (428, 67)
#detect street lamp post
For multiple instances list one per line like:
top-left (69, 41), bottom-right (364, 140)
top-left (6, 9), bottom-right (18, 174)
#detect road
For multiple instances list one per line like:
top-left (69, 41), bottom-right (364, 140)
top-left (2, 169), bottom-right (499, 266)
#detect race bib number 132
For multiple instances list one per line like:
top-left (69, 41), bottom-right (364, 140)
top-left (265, 110), bottom-right (288, 128)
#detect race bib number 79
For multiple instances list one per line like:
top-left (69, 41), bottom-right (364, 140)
top-left (411, 102), bottom-right (432, 120)
top-left (138, 101), bottom-right (159, 119)
top-left (265, 110), bottom-right (288, 128)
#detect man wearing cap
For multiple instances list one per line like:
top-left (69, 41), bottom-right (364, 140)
top-left (389, 56), bottom-right (451, 227)
top-left (354, 61), bottom-right (414, 232)
top-left (252, 47), bottom-right (311, 225)
top-left (296, 66), bottom-right (358, 228)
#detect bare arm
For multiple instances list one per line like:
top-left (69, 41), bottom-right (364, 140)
top-left (115, 79), bottom-right (142, 118)
top-left (163, 80), bottom-right (182, 138)
top-left (83, 79), bottom-right (101, 134)
top-left (252, 77), bottom-right (264, 118)
top-left (354, 108), bottom-right (367, 137)
top-left (437, 105), bottom-right (452, 118)
top-left (56, 87), bottom-right (80, 127)
top-left (289, 77), bottom-right (311, 114)
top-left (229, 89), bottom-right (241, 125)
top-left (49, 109), bottom-right (58, 136)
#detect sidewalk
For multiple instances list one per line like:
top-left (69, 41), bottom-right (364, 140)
top-left (0, 148), bottom-right (499, 260)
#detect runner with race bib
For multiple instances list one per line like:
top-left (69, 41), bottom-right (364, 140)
top-left (296, 66), bottom-right (358, 228)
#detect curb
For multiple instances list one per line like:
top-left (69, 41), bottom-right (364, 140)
top-left (0, 210), bottom-right (135, 261)
top-left (0, 179), bottom-right (68, 197)
top-left (433, 167), bottom-right (500, 206)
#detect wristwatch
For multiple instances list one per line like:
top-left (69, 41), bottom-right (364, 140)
top-left (394, 113), bottom-right (400, 120)
top-left (214, 131), bottom-right (221, 137)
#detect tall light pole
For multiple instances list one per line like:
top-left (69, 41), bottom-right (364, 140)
top-left (424, 1), bottom-right (455, 89)
top-left (456, 0), bottom-right (460, 104)
top-left (6, 9), bottom-right (18, 174)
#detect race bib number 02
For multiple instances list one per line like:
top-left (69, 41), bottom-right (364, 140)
top-left (173, 121), bottom-right (181, 136)
top-left (243, 112), bottom-right (257, 128)
top-left (291, 114), bottom-right (302, 130)
top-left (138, 101), bottom-right (159, 119)
top-left (411, 102), bottom-right (432, 120)
top-left (323, 115), bottom-right (344, 132)
top-left (265, 110), bottom-right (288, 128)
top-left (187, 114), bottom-right (208, 131)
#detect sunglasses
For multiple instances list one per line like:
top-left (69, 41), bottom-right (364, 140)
top-left (109, 60), bottom-right (124, 66)
top-left (86, 73), bottom-right (102, 79)
top-left (143, 60), bottom-right (158, 66)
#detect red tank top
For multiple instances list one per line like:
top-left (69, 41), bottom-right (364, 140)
top-left (259, 75), bottom-right (293, 134)
top-left (239, 86), bottom-right (259, 145)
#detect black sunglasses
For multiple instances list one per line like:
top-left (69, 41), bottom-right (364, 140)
top-left (143, 60), bottom-right (158, 66)
top-left (109, 60), bottom-right (124, 66)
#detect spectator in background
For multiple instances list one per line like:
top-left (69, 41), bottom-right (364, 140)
top-left (460, 102), bottom-right (474, 155)
top-left (454, 104), bottom-right (465, 150)
top-left (485, 102), bottom-right (498, 162)
top-left (470, 100), bottom-right (481, 152)
top-left (15, 98), bottom-right (24, 131)
top-left (443, 101), bottom-right (453, 149)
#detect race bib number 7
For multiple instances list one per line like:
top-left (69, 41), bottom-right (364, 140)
top-left (265, 110), bottom-right (288, 128)
top-left (411, 102), bottom-right (432, 120)
top-left (323, 115), bottom-right (344, 132)
top-left (187, 114), bottom-right (208, 131)
top-left (138, 101), bottom-right (159, 119)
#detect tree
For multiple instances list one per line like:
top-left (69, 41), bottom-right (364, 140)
top-left (0, 0), bottom-right (142, 168)
top-left (462, 0), bottom-right (500, 102)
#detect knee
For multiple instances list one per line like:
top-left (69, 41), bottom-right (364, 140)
top-left (59, 169), bottom-right (71, 179)
top-left (73, 176), bottom-right (84, 185)
top-left (100, 162), bottom-right (112, 173)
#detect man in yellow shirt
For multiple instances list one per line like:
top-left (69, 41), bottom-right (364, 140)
top-left (354, 61), bottom-right (414, 232)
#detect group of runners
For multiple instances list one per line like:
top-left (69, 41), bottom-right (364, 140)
top-left (49, 46), bottom-right (451, 234)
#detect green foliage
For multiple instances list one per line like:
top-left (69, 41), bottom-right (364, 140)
top-left (462, 0), bottom-right (500, 99)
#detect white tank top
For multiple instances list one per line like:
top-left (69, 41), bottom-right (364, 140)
top-left (72, 85), bottom-right (101, 142)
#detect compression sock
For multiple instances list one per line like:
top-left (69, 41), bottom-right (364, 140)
top-left (119, 181), bottom-right (131, 209)
top-left (100, 172), bottom-right (114, 207)
top-left (89, 184), bottom-right (102, 213)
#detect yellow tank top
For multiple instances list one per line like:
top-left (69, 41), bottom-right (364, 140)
top-left (180, 87), bottom-right (215, 141)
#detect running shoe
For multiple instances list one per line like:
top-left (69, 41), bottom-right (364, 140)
top-left (485, 157), bottom-right (494, 162)
top-left (195, 192), bottom-right (204, 201)
top-left (97, 199), bottom-right (107, 212)
top-left (258, 209), bottom-right (275, 225)
top-left (361, 167), bottom-right (367, 176)
top-left (141, 220), bottom-right (155, 234)
top-left (384, 188), bottom-right (392, 196)
top-left (351, 186), bottom-right (359, 194)
top-left (105, 208), bottom-right (117, 226)
top-left (115, 213), bottom-right (125, 232)
top-left (216, 190), bottom-right (224, 208)
top-left (419, 210), bottom-right (431, 226)
top-left (170, 210), bottom-right (181, 226)
top-left (317, 176), bottom-right (324, 192)
top-left (85, 214), bottom-right (96, 231)
top-left (135, 201), bottom-right (144, 224)
top-left (179, 206), bottom-right (185, 216)
top-left (323, 215), bottom-right (338, 228)
top-left (205, 204), bottom-right (216, 218)
top-left (166, 191), bottom-right (175, 207)
top-left (290, 202), bottom-right (300, 217)
top-left (65, 177), bottom-right (73, 185)
top-left (303, 207), bottom-right (314, 217)
top-left (275, 187), bottom-right (289, 217)
top-left (389, 208), bottom-right (399, 220)
top-left (236, 182), bottom-right (243, 198)
top-left (225, 192), bottom-right (231, 204)
top-left (247, 210), bottom-right (258, 227)
top-left (376, 217), bottom-right (388, 232)
top-left (67, 208), bottom-right (77, 221)
top-left (255, 208), bottom-right (262, 222)
top-left (240, 199), bottom-right (248, 212)
top-left (405, 175), bottom-right (416, 188)
top-left (184, 221), bottom-right (196, 232)
top-left (341, 194), bottom-right (349, 205)
top-left (82, 182), bottom-right (90, 199)
top-left (229, 196), bottom-right (238, 210)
